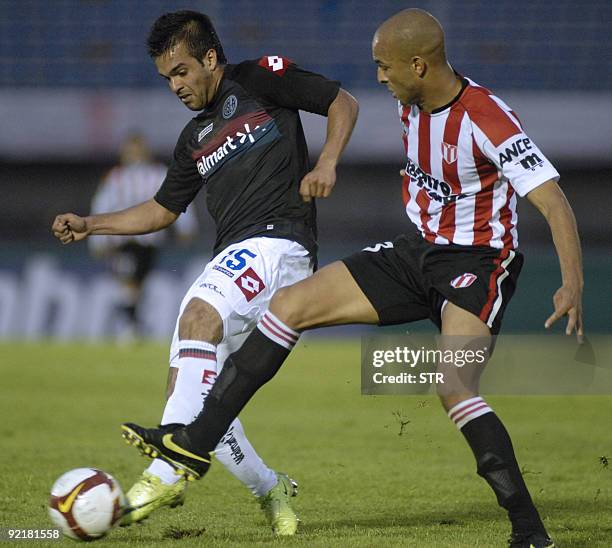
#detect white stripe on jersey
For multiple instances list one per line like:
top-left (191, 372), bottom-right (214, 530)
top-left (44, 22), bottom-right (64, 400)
top-left (450, 113), bottom-right (476, 246)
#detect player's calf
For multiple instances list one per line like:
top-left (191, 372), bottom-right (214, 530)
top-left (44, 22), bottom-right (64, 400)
top-left (446, 397), bottom-right (549, 540)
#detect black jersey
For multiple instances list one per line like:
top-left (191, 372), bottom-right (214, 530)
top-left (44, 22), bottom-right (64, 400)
top-left (155, 55), bottom-right (340, 256)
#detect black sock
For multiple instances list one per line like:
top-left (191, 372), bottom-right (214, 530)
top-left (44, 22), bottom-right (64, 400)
top-left (185, 326), bottom-right (293, 452)
top-left (461, 413), bottom-right (547, 535)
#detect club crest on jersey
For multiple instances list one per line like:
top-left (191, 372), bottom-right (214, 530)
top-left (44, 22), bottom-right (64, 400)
top-left (450, 273), bottom-right (477, 289)
top-left (442, 142), bottom-right (458, 164)
top-left (198, 123), bottom-right (214, 142)
top-left (222, 95), bottom-right (238, 119)
top-left (235, 267), bottom-right (265, 302)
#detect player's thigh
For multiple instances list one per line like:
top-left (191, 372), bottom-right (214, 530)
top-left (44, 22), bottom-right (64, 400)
top-left (169, 238), bottom-right (312, 365)
top-left (270, 260), bottom-right (379, 329)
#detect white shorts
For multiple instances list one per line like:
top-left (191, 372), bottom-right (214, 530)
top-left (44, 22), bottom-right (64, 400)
top-left (169, 237), bottom-right (313, 367)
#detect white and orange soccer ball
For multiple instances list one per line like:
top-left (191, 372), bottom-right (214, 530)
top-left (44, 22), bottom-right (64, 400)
top-left (48, 468), bottom-right (126, 541)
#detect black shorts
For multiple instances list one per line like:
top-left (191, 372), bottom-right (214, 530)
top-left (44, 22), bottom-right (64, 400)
top-left (110, 242), bottom-right (157, 284)
top-left (342, 233), bottom-right (523, 335)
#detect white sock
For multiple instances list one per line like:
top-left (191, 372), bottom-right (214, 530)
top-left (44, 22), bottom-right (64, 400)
top-left (146, 340), bottom-right (218, 485)
top-left (160, 340), bottom-right (218, 424)
top-left (214, 418), bottom-right (278, 497)
top-left (146, 459), bottom-right (180, 485)
top-left (147, 339), bottom-right (277, 495)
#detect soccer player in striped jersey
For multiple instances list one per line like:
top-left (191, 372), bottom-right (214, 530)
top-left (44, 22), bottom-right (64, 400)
top-left (122, 9), bottom-right (583, 547)
top-left (89, 133), bottom-right (198, 339)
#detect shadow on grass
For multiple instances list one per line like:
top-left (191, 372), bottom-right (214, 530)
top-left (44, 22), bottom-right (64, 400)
top-left (299, 503), bottom-right (501, 533)
top-left (113, 498), bottom-right (611, 545)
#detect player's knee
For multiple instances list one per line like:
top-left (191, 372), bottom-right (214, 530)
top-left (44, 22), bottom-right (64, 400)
top-left (269, 285), bottom-right (310, 330)
top-left (178, 298), bottom-right (223, 344)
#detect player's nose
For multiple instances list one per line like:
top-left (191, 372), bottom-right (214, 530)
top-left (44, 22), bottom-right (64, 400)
top-left (169, 77), bottom-right (182, 94)
top-left (376, 67), bottom-right (387, 84)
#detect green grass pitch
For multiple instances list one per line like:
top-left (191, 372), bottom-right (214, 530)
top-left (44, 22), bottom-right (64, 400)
top-left (1, 339), bottom-right (611, 547)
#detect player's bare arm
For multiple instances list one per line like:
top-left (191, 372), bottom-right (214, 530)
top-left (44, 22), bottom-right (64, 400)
top-left (52, 198), bottom-right (178, 245)
top-left (526, 180), bottom-right (584, 341)
top-left (299, 88), bottom-right (359, 202)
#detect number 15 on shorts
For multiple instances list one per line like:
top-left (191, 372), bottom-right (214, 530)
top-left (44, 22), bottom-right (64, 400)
top-left (219, 248), bottom-right (257, 271)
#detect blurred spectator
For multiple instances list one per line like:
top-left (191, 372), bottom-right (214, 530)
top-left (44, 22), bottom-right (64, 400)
top-left (89, 133), bottom-right (198, 339)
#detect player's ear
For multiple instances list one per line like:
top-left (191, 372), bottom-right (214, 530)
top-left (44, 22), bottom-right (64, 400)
top-left (203, 48), bottom-right (218, 71)
top-left (411, 56), bottom-right (427, 78)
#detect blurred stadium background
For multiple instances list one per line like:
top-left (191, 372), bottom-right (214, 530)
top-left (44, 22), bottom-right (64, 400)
top-left (0, 0), bottom-right (610, 339)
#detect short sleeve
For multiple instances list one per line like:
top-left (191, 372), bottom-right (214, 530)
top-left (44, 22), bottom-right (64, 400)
top-left (233, 57), bottom-right (340, 115)
top-left (478, 133), bottom-right (560, 197)
top-left (154, 121), bottom-right (203, 214)
top-left (469, 97), bottom-right (559, 197)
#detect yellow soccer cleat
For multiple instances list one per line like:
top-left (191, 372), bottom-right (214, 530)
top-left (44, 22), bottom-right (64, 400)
top-left (258, 473), bottom-right (299, 536)
top-left (120, 471), bottom-right (186, 525)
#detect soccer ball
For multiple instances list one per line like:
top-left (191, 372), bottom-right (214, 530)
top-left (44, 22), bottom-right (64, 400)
top-left (48, 468), bottom-right (126, 541)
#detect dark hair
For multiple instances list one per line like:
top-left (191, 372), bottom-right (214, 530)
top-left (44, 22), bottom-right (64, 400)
top-left (147, 10), bottom-right (227, 63)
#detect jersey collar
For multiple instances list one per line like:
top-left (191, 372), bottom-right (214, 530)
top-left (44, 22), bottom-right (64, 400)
top-left (429, 75), bottom-right (469, 115)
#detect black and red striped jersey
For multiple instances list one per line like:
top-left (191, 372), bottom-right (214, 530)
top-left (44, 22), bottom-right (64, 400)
top-left (155, 56), bottom-right (340, 256)
top-left (399, 77), bottom-right (559, 249)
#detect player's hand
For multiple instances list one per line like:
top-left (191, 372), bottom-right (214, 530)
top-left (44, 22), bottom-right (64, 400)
top-left (52, 213), bottom-right (90, 244)
top-left (299, 162), bottom-right (336, 202)
top-left (544, 284), bottom-right (584, 343)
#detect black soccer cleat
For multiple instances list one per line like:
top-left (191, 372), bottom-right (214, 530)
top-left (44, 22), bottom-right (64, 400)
top-left (508, 532), bottom-right (555, 548)
top-left (121, 422), bottom-right (211, 481)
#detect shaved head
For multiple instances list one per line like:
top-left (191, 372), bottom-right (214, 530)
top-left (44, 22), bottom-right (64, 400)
top-left (372, 9), bottom-right (459, 110)
top-left (374, 8), bottom-right (446, 65)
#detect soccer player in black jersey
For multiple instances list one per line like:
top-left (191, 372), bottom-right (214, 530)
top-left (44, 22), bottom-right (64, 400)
top-left (115, 9), bottom-right (585, 548)
top-left (52, 10), bottom-right (358, 535)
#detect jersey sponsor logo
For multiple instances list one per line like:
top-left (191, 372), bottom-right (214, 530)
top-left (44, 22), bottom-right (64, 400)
top-left (222, 94), bottom-right (238, 119)
top-left (405, 158), bottom-right (467, 204)
top-left (202, 369), bottom-right (217, 385)
top-left (195, 119), bottom-right (273, 177)
top-left (197, 134), bottom-right (238, 176)
top-left (363, 241), bottom-right (393, 252)
top-left (198, 122), bottom-right (214, 142)
top-left (212, 264), bottom-right (235, 278)
top-left (442, 142), bottom-right (458, 164)
top-left (519, 153), bottom-right (544, 171)
top-left (235, 267), bottom-right (265, 302)
top-left (450, 272), bottom-right (477, 289)
top-left (258, 55), bottom-right (291, 76)
top-left (498, 136), bottom-right (535, 168)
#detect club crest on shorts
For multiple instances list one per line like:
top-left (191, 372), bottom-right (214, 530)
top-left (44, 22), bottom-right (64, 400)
top-left (442, 142), bottom-right (458, 164)
top-left (235, 267), bottom-right (265, 301)
top-left (222, 94), bottom-right (238, 119)
top-left (450, 272), bottom-right (477, 288)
